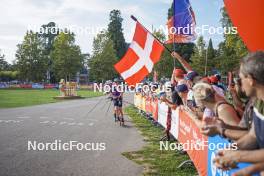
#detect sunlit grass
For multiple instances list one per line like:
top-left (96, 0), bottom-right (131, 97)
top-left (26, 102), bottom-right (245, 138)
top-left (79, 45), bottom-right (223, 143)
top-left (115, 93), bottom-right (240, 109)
top-left (124, 106), bottom-right (197, 176)
top-left (0, 89), bottom-right (103, 108)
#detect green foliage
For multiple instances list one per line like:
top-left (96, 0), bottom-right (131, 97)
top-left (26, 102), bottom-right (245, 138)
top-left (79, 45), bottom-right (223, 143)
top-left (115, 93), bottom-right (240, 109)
top-left (190, 36), bottom-right (206, 75)
top-left (0, 89), bottom-right (103, 108)
top-left (215, 8), bottom-right (248, 74)
top-left (89, 31), bottom-right (118, 82)
top-left (14, 22), bottom-right (85, 83)
top-left (152, 29), bottom-right (194, 78)
top-left (15, 31), bottom-right (48, 82)
top-left (39, 22), bottom-right (59, 53)
top-left (153, 30), bottom-right (174, 78)
top-left (167, 2), bottom-right (174, 19)
top-left (190, 8), bottom-right (248, 76)
top-left (107, 10), bottom-right (127, 59)
top-left (51, 32), bottom-right (83, 81)
top-left (0, 50), bottom-right (11, 71)
top-left (124, 106), bottom-right (197, 175)
top-left (0, 71), bottom-right (18, 81)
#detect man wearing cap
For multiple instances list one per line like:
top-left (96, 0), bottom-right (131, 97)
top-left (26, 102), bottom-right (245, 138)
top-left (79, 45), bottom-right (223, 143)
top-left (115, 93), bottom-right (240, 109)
top-left (160, 82), bottom-right (186, 141)
top-left (171, 68), bottom-right (186, 86)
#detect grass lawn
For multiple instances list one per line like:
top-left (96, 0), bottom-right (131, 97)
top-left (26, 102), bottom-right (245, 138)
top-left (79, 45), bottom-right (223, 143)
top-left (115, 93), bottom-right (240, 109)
top-left (124, 106), bottom-right (197, 176)
top-left (0, 89), bottom-right (103, 108)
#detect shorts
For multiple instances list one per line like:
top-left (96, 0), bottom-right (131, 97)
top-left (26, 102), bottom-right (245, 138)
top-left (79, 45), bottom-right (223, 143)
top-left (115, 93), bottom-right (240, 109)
top-left (113, 99), bottom-right (123, 107)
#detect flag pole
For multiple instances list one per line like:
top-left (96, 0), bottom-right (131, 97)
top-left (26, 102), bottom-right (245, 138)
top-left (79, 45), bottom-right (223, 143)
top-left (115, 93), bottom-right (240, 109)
top-left (130, 15), bottom-right (172, 53)
top-left (130, 15), bottom-right (192, 72)
top-left (172, 0), bottom-right (176, 68)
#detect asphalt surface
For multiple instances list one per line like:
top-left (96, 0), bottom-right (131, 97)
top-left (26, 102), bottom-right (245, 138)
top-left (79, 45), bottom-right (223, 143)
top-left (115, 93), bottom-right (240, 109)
top-left (0, 94), bottom-right (145, 176)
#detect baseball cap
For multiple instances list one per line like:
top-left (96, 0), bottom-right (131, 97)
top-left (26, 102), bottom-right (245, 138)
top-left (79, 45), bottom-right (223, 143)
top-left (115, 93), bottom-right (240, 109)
top-left (176, 84), bottom-right (188, 93)
top-left (173, 69), bottom-right (184, 78)
top-left (209, 76), bottom-right (219, 84)
top-left (185, 71), bottom-right (199, 81)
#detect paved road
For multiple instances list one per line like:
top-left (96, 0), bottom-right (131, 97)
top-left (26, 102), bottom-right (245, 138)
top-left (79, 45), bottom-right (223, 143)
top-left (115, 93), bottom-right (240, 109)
top-left (0, 94), bottom-right (145, 176)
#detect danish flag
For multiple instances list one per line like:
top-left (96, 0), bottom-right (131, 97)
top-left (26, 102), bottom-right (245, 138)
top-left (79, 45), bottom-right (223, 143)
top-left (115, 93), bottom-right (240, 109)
top-left (114, 22), bottom-right (164, 86)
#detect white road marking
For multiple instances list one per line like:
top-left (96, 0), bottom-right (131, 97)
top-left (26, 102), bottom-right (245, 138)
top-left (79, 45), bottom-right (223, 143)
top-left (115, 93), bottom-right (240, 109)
top-left (39, 116), bottom-right (49, 119)
top-left (39, 121), bottom-right (85, 126)
top-left (59, 121), bottom-right (67, 125)
top-left (86, 119), bottom-right (98, 122)
top-left (16, 116), bottom-right (31, 119)
top-left (63, 118), bottom-right (74, 121)
top-left (40, 121), bottom-right (50, 124)
top-left (0, 120), bottom-right (22, 124)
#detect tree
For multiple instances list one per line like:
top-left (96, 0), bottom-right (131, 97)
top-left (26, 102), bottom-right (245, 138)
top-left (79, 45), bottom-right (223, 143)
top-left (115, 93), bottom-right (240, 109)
top-left (107, 10), bottom-right (127, 59)
top-left (51, 32), bottom-right (83, 81)
top-left (213, 8), bottom-right (248, 75)
top-left (0, 71), bottom-right (18, 82)
top-left (0, 50), bottom-right (10, 71)
top-left (190, 36), bottom-right (206, 75)
top-left (15, 31), bottom-right (48, 82)
top-left (153, 30), bottom-right (178, 78)
top-left (39, 22), bottom-right (60, 83)
top-left (89, 31), bottom-right (118, 82)
top-left (39, 22), bottom-right (59, 52)
top-left (206, 38), bottom-right (217, 74)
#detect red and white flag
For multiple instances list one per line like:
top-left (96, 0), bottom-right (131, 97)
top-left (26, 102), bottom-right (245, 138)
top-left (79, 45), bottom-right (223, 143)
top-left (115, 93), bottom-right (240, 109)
top-left (114, 22), bottom-right (164, 86)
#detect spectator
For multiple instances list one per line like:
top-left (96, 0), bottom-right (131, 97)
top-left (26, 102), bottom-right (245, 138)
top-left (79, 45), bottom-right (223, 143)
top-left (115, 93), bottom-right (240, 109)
top-left (192, 82), bottom-right (240, 126)
top-left (175, 84), bottom-right (189, 106)
top-left (171, 68), bottom-right (186, 86)
top-left (185, 71), bottom-right (200, 108)
top-left (214, 51), bottom-right (264, 175)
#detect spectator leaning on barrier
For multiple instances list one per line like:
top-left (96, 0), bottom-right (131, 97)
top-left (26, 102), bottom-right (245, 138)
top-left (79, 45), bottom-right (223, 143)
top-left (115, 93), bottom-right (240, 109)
top-left (213, 51), bottom-right (264, 176)
top-left (215, 74), bottom-right (227, 91)
top-left (195, 76), bottom-right (226, 122)
top-left (191, 66), bottom-right (254, 142)
top-left (192, 82), bottom-right (240, 126)
top-left (209, 75), bottom-right (226, 98)
top-left (199, 99), bottom-right (254, 141)
top-left (161, 79), bottom-right (184, 110)
top-left (185, 70), bottom-right (200, 108)
top-left (171, 68), bottom-right (186, 86)
top-left (175, 84), bottom-right (189, 106)
top-left (228, 76), bottom-right (255, 130)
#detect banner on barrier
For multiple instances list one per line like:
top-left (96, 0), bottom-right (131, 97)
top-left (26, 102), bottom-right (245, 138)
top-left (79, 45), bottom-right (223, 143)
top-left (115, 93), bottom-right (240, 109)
top-left (145, 96), bottom-right (152, 114)
top-left (178, 109), bottom-right (208, 176)
top-left (19, 84), bottom-right (32, 89)
top-left (151, 98), bottom-right (159, 121)
top-left (32, 83), bottom-right (44, 89)
top-left (0, 83), bottom-right (9, 88)
top-left (141, 96), bottom-right (146, 112)
top-left (158, 102), bottom-right (168, 128)
top-left (207, 135), bottom-right (258, 176)
top-left (133, 93), bottom-right (258, 176)
top-left (170, 108), bottom-right (180, 139)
